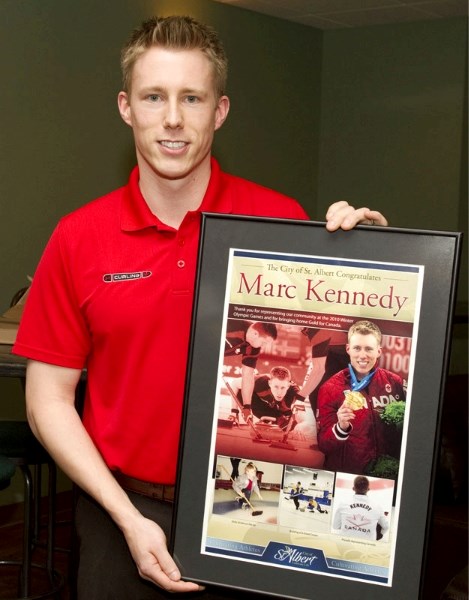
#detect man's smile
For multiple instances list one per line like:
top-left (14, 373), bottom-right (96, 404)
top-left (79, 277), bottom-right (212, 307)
top-left (159, 140), bottom-right (187, 149)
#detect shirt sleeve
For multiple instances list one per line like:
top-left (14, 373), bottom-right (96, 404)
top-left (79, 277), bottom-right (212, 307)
top-left (232, 475), bottom-right (245, 495)
top-left (13, 221), bottom-right (91, 369)
top-left (317, 378), bottom-right (351, 452)
top-left (241, 346), bottom-right (260, 368)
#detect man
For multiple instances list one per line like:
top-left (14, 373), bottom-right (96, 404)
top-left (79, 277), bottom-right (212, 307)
top-left (13, 16), bottom-right (387, 599)
top-left (297, 327), bottom-right (349, 415)
top-left (225, 320), bottom-right (277, 412)
top-left (317, 320), bottom-right (406, 475)
top-left (232, 366), bottom-right (316, 440)
top-left (332, 476), bottom-right (389, 541)
top-left (290, 482), bottom-right (303, 510)
top-left (307, 498), bottom-right (328, 514)
top-left (246, 366), bottom-right (299, 427)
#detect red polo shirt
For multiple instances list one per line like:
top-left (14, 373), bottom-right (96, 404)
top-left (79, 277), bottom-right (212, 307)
top-left (13, 158), bottom-right (309, 483)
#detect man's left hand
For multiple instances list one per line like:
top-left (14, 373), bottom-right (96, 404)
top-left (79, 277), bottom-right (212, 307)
top-left (277, 415), bottom-right (290, 430)
top-left (325, 201), bottom-right (388, 231)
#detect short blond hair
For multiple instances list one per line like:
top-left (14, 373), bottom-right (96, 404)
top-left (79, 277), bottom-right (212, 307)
top-left (348, 320), bottom-right (382, 345)
top-left (121, 15), bottom-right (228, 97)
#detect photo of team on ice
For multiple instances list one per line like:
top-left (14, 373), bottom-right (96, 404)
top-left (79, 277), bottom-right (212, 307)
top-left (209, 457), bottom-right (394, 543)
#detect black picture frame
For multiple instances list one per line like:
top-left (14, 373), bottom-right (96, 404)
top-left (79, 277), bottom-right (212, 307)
top-left (170, 214), bottom-right (462, 600)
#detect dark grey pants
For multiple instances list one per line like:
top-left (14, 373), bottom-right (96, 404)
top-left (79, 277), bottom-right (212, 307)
top-left (75, 491), bottom-right (263, 600)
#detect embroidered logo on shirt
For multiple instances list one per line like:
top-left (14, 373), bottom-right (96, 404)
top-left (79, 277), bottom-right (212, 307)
top-left (103, 271), bottom-right (152, 283)
top-left (345, 514), bottom-right (373, 528)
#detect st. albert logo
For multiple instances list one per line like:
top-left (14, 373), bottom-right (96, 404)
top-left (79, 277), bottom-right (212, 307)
top-left (103, 271), bottom-right (152, 283)
top-left (274, 545), bottom-right (319, 567)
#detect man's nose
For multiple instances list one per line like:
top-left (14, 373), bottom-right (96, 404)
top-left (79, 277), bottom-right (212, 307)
top-left (163, 100), bottom-right (183, 128)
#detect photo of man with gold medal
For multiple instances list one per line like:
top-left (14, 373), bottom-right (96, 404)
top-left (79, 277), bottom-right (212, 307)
top-left (317, 320), bottom-right (407, 475)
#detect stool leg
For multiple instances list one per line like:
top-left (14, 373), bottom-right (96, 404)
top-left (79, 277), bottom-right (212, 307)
top-left (33, 464), bottom-right (43, 547)
top-left (19, 464), bottom-right (33, 598)
top-left (46, 462), bottom-right (57, 578)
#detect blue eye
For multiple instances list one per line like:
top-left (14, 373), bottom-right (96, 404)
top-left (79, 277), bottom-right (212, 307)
top-left (186, 95), bottom-right (198, 103)
top-left (148, 94), bottom-right (160, 102)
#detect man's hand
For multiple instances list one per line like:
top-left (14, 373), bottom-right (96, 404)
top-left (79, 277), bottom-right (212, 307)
top-left (337, 400), bottom-right (355, 431)
top-left (277, 415), bottom-right (290, 430)
top-left (326, 201), bottom-right (388, 231)
top-left (242, 406), bottom-right (253, 422)
top-left (123, 512), bottom-right (203, 593)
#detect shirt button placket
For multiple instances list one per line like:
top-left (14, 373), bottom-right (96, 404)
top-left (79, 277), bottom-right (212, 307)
top-left (174, 234), bottom-right (187, 291)
top-left (177, 235), bottom-right (185, 268)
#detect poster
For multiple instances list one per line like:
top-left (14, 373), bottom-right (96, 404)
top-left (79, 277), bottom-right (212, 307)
top-left (201, 249), bottom-right (422, 586)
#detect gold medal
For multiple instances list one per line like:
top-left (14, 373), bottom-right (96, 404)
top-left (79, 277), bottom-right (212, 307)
top-left (344, 390), bottom-right (366, 410)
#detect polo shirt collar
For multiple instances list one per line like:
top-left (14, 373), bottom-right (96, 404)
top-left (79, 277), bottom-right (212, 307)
top-left (120, 158), bottom-right (233, 232)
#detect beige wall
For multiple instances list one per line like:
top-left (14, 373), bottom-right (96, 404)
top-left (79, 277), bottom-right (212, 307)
top-left (318, 18), bottom-right (467, 231)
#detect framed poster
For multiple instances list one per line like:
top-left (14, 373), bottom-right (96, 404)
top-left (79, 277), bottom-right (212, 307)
top-left (171, 214), bottom-right (462, 600)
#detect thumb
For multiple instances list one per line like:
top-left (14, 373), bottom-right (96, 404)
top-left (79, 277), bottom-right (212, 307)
top-left (158, 553), bottom-right (182, 582)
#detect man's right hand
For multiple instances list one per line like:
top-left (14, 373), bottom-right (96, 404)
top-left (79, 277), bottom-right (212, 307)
top-left (337, 400), bottom-right (355, 431)
top-left (242, 406), bottom-right (253, 422)
top-left (277, 415), bottom-right (290, 430)
top-left (122, 511), bottom-right (203, 593)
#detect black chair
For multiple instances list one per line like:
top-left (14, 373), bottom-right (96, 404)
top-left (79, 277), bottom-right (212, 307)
top-left (0, 454), bottom-right (16, 490)
top-left (0, 420), bottom-right (64, 599)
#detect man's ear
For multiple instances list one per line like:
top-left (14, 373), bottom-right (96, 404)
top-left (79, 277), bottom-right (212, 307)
top-left (214, 95), bottom-right (230, 131)
top-left (117, 91), bottom-right (132, 126)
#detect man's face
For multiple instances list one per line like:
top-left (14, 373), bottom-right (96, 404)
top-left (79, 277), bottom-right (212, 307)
top-left (118, 47), bottom-right (229, 182)
top-left (246, 328), bottom-right (273, 350)
top-left (346, 333), bottom-right (382, 377)
top-left (268, 377), bottom-right (290, 401)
